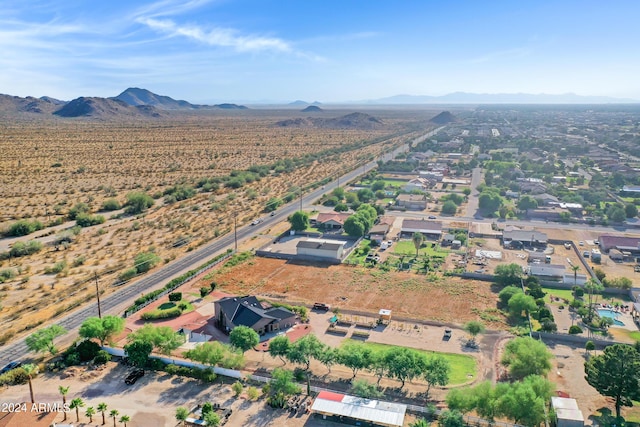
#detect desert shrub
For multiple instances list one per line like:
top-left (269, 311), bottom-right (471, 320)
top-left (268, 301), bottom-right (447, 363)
top-left (118, 268), bottom-right (138, 283)
top-left (168, 292), bottom-right (182, 302)
top-left (5, 219), bottom-right (44, 237)
top-left (75, 339), bottom-right (101, 362)
top-left (568, 325), bottom-right (583, 335)
top-left (100, 198), bottom-right (121, 211)
top-left (76, 213), bottom-right (105, 227)
top-left (232, 381), bottom-right (244, 396)
top-left (68, 203), bottom-right (90, 220)
top-left (0, 367), bottom-right (29, 386)
top-left (134, 251), bottom-right (161, 274)
top-left (8, 240), bottom-right (43, 258)
top-left (0, 268), bottom-right (17, 283)
top-left (93, 350), bottom-right (111, 365)
top-left (64, 352), bottom-right (81, 366)
top-left (177, 301), bottom-right (189, 311)
top-left (246, 386), bottom-right (260, 400)
top-left (44, 261), bottom-right (67, 275)
top-left (124, 192), bottom-right (154, 215)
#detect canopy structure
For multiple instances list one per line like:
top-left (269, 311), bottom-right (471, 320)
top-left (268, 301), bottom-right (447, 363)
top-left (311, 391), bottom-right (406, 427)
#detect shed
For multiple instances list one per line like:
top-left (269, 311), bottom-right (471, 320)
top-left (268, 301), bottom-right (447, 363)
top-left (551, 397), bottom-right (584, 427)
top-left (379, 309), bottom-right (392, 324)
top-left (296, 239), bottom-right (346, 260)
top-left (311, 391), bottom-right (406, 427)
top-left (609, 249), bottom-right (624, 261)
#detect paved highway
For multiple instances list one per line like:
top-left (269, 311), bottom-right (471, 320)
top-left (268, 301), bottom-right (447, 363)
top-left (0, 127), bottom-right (442, 366)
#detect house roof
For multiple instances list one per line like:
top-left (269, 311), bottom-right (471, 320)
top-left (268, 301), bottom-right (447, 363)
top-left (503, 229), bottom-right (548, 243)
top-left (529, 264), bottom-right (566, 277)
top-left (369, 223), bottom-right (390, 235)
top-left (216, 296), bottom-right (295, 330)
top-left (0, 408), bottom-right (58, 427)
top-left (311, 391), bottom-right (406, 427)
top-left (396, 194), bottom-right (427, 202)
top-left (316, 212), bottom-right (351, 225)
top-left (599, 235), bottom-right (640, 252)
top-left (401, 219), bottom-right (442, 234)
top-left (297, 240), bottom-right (345, 251)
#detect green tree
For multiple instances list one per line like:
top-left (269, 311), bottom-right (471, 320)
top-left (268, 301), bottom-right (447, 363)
top-left (507, 293), bottom-right (537, 318)
top-left (371, 180), bottom-right (386, 191)
top-left (441, 200), bottom-right (457, 215)
top-left (384, 347), bottom-right (425, 388)
top-left (125, 191), bottom-right (154, 215)
top-left (175, 407), bottom-right (189, 426)
top-left (494, 264), bottom-right (522, 286)
top-left (265, 197), bottom-right (282, 212)
top-left (85, 406), bottom-right (96, 423)
top-left (423, 355), bottom-right (450, 400)
top-left (79, 315), bottom-right (125, 346)
top-left (204, 411), bottom-right (220, 426)
top-left (463, 321), bottom-right (485, 345)
top-left (517, 196), bottom-right (538, 211)
top-left (70, 398), bottom-right (85, 423)
top-left (97, 402), bottom-right (108, 425)
top-left (289, 211), bottom-right (309, 231)
top-left (350, 378), bottom-right (383, 399)
top-left (270, 368), bottom-right (301, 396)
top-left (22, 363), bottom-right (38, 404)
top-left (357, 188), bottom-right (375, 203)
top-left (134, 251), bottom-right (161, 274)
top-left (625, 203), bottom-right (638, 218)
top-left (478, 192), bottom-right (503, 213)
top-left (127, 324), bottom-right (185, 354)
top-left (438, 410), bottom-right (465, 427)
top-left (25, 324), bottom-right (66, 355)
top-left (59, 386), bottom-right (70, 421)
top-left (268, 335), bottom-right (291, 365)
top-left (123, 340), bottom-right (153, 368)
top-left (446, 387), bottom-right (477, 415)
top-left (585, 344), bottom-right (640, 418)
top-left (119, 415), bottom-right (130, 427)
top-left (229, 326), bottom-right (260, 353)
top-left (338, 341), bottom-right (374, 379)
top-left (100, 198), bottom-right (121, 211)
top-left (343, 215), bottom-right (366, 237)
top-left (183, 341), bottom-right (243, 369)
top-left (411, 419), bottom-right (430, 427)
top-left (109, 409), bottom-right (119, 427)
top-left (497, 376), bottom-right (554, 427)
top-left (286, 334), bottom-right (324, 372)
top-left (498, 286), bottom-right (522, 305)
top-left (332, 187), bottom-right (345, 199)
top-left (412, 232), bottom-right (424, 257)
top-left (585, 340), bottom-right (595, 356)
top-left (317, 346), bottom-right (339, 374)
top-left (501, 337), bottom-right (553, 380)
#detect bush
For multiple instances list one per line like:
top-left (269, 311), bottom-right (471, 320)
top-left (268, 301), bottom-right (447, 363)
top-left (5, 220), bottom-right (44, 237)
top-left (568, 325), bottom-right (583, 335)
top-left (0, 268), bottom-right (17, 283)
top-left (75, 339), bottom-right (101, 362)
top-left (0, 367), bottom-right (29, 386)
top-left (93, 350), bottom-right (111, 365)
top-left (76, 213), bottom-right (106, 227)
top-left (44, 260), bottom-right (67, 275)
top-left (8, 240), bottom-right (42, 258)
top-left (134, 251), bottom-right (161, 274)
top-left (246, 386), bottom-right (260, 400)
top-left (168, 292), bottom-right (182, 302)
top-left (232, 381), bottom-right (244, 396)
top-left (141, 307), bottom-right (182, 320)
top-left (100, 198), bottom-right (121, 211)
top-left (200, 287), bottom-right (210, 298)
top-left (118, 268), bottom-right (138, 284)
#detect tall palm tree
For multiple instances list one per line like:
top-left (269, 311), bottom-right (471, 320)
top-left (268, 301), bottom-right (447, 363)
top-left (22, 364), bottom-right (39, 404)
top-left (571, 265), bottom-right (580, 286)
top-left (119, 415), bottom-right (130, 427)
top-left (69, 398), bottom-right (85, 423)
top-left (110, 409), bottom-right (119, 427)
top-left (86, 406), bottom-right (96, 423)
top-left (58, 386), bottom-right (69, 420)
top-left (412, 232), bottom-right (424, 258)
top-left (97, 402), bottom-right (108, 425)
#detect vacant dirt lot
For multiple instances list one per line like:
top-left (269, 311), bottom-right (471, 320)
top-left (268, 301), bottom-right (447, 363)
top-left (203, 257), bottom-right (507, 328)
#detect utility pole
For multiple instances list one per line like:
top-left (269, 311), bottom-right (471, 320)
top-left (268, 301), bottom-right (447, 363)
top-left (234, 214), bottom-right (238, 252)
top-left (94, 272), bottom-right (102, 319)
top-left (299, 190), bottom-right (303, 212)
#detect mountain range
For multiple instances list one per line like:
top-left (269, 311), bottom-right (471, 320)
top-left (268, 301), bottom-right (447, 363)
top-left (363, 92), bottom-right (638, 104)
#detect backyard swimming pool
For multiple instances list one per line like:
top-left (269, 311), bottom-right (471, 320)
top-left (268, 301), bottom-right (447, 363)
top-left (597, 308), bottom-right (625, 326)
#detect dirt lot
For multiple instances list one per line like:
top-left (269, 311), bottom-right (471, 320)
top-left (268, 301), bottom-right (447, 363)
top-left (203, 257), bottom-right (507, 328)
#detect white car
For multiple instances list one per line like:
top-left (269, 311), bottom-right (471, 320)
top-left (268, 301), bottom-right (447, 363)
top-left (251, 219), bottom-right (262, 226)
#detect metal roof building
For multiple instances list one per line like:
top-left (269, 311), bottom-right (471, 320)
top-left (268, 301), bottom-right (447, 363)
top-left (311, 391), bottom-right (406, 427)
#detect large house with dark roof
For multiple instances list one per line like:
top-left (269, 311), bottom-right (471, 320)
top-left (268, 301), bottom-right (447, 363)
top-left (214, 296), bottom-right (297, 336)
top-left (598, 235), bottom-right (640, 255)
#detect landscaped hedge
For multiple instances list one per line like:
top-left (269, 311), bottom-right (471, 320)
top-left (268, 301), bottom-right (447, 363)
top-left (126, 249), bottom-right (233, 314)
top-left (141, 307), bottom-right (182, 320)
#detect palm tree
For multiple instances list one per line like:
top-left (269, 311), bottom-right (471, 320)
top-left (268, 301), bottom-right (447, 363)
top-left (175, 407), bottom-right (189, 426)
top-left (22, 364), bottom-right (39, 404)
top-left (412, 232), bottom-right (424, 258)
top-left (571, 265), bottom-right (580, 286)
top-left (86, 406), bottom-right (96, 423)
top-left (119, 414), bottom-right (130, 427)
top-left (110, 409), bottom-right (119, 427)
top-left (58, 386), bottom-right (69, 420)
top-left (97, 403), bottom-right (108, 425)
top-left (69, 398), bottom-right (85, 423)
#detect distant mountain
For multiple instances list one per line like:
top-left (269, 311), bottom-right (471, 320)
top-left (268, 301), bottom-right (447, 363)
top-left (288, 100), bottom-right (309, 106)
top-left (367, 92), bottom-right (639, 104)
top-left (0, 94), bottom-right (60, 114)
top-left (429, 111), bottom-right (457, 124)
top-left (301, 105), bottom-right (323, 112)
top-left (275, 112), bottom-right (383, 130)
top-left (213, 103), bottom-right (248, 110)
top-left (54, 97), bottom-right (163, 118)
top-left (114, 87), bottom-right (197, 110)
top-left (39, 96), bottom-right (66, 105)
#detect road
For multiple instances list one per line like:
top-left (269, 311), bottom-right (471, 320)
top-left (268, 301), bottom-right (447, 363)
top-left (465, 167), bottom-right (483, 217)
top-left (0, 127), bottom-right (443, 366)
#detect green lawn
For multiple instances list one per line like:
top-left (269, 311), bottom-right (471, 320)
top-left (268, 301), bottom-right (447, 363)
top-left (340, 340), bottom-right (477, 385)
top-left (543, 288), bottom-right (575, 305)
top-left (392, 240), bottom-right (449, 257)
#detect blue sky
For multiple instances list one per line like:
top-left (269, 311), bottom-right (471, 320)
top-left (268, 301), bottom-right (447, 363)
top-left (2, 0), bottom-right (639, 103)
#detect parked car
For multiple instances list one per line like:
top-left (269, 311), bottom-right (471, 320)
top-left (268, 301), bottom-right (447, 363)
top-left (124, 369), bottom-right (145, 385)
top-left (313, 302), bottom-right (331, 311)
top-left (443, 329), bottom-right (452, 340)
top-left (270, 211), bottom-right (276, 216)
top-left (428, 215), bottom-right (437, 220)
top-left (579, 241), bottom-right (584, 246)
top-left (250, 219), bottom-right (262, 225)
top-left (0, 361), bottom-right (21, 374)
top-left (564, 242), bottom-right (571, 249)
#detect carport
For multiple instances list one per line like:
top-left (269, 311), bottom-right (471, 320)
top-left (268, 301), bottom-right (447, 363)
top-left (311, 391), bottom-right (406, 427)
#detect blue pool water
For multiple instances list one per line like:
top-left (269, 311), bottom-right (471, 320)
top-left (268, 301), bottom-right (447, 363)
top-left (597, 309), bottom-right (625, 326)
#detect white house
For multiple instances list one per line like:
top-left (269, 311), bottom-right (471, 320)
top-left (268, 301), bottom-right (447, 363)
top-left (297, 239), bottom-right (346, 260)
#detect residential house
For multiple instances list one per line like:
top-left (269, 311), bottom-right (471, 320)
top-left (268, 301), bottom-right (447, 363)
top-left (527, 264), bottom-right (566, 282)
top-left (0, 406), bottom-right (59, 426)
top-left (403, 178), bottom-right (430, 193)
top-left (315, 212), bottom-right (351, 230)
top-left (368, 223), bottom-right (391, 243)
top-left (502, 229), bottom-right (548, 249)
top-left (395, 194), bottom-right (428, 210)
top-left (400, 219), bottom-right (442, 239)
top-left (532, 193), bottom-right (559, 205)
top-left (598, 235), bottom-right (640, 254)
top-left (418, 170), bottom-right (444, 181)
top-left (214, 296), bottom-right (296, 335)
